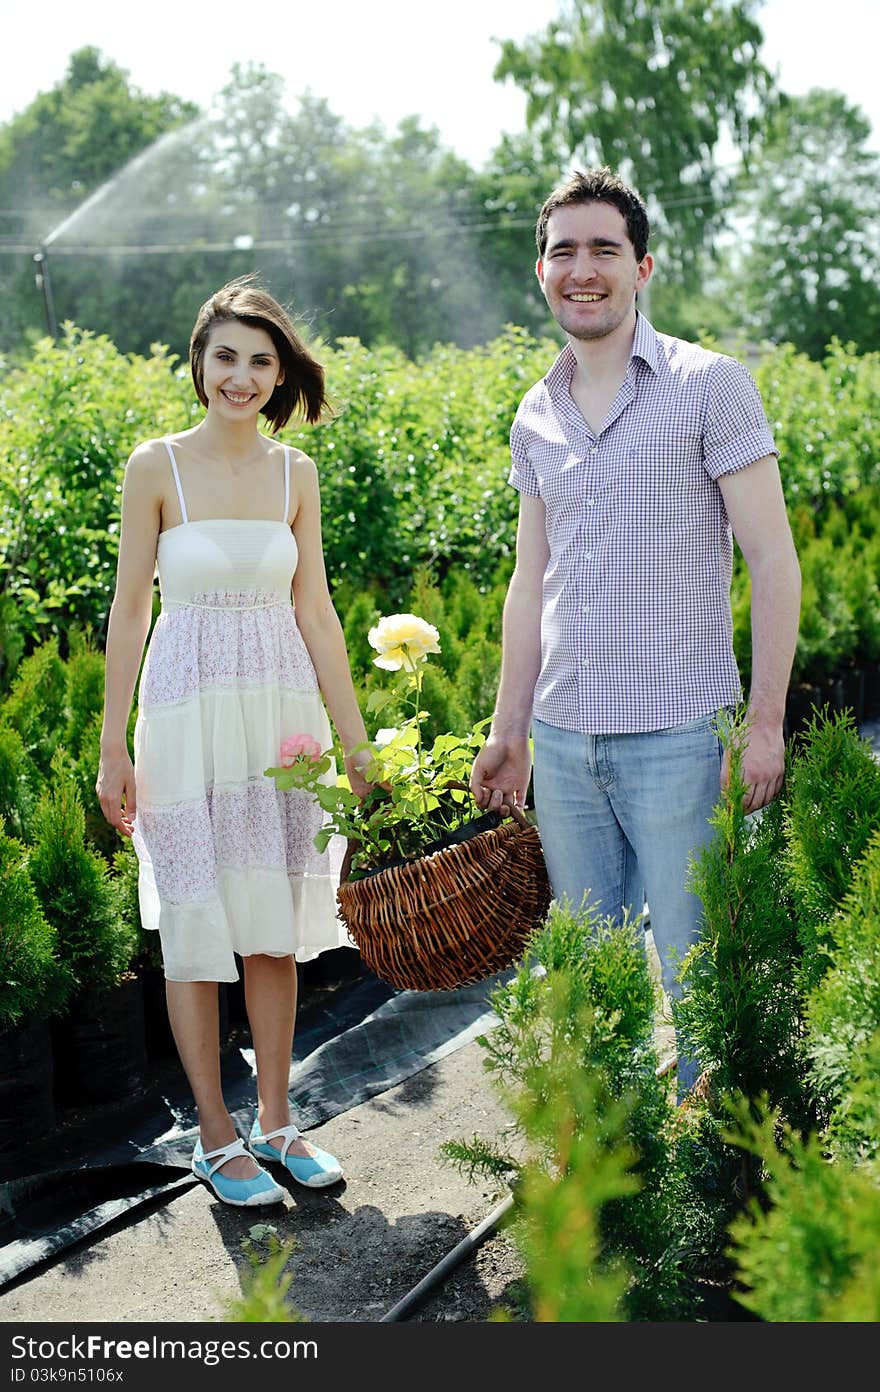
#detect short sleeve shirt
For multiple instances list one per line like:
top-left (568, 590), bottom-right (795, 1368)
top-left (508, 314), bottom-right (778, 734)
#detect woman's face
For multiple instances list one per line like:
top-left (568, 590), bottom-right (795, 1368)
top-left (200, 319), bottom-right (283, 422)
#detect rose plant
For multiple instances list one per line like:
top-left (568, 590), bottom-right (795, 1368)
top-left (265, 614), bottom-right (493, 878)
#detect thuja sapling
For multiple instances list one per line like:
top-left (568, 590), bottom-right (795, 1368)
top-left (784, 707), bottom-right (880, 993)
top-left (805, 830), bottom-right (880, 1148)
top-left (726, 1100), bottom-right (880, 1322)
top-left (676, 714), bottom-right (810, 1129)
top-left (443, 903), bottom-right (699, 1321)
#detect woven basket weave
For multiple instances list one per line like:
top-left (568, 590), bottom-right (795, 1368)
top-left (336, 806), bottom-right (552, 992)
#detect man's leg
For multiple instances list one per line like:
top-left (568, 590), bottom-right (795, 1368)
top-left (531, 717), bottom-right (643, 925)
top-left (605, 713), bottom-right (725, 1093)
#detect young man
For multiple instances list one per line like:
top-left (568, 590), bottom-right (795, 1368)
top-left (470, 168), bottom-right (801, 1090)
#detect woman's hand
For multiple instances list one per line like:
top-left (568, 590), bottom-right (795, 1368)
top-left (96, 747), bottom-right (137, 838)
top-left (344, 746), bottom-right (385, 802)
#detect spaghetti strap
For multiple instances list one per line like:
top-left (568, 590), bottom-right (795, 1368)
top-left (163, 439), bottom-right (189, 524)
top-left (282, 446), bottom-right (291, 523)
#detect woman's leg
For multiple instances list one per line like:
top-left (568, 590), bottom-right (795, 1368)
top-left (165, 979), bottom-right (260, 1179)
top-left (242, 953), bottom-right (320, 1159)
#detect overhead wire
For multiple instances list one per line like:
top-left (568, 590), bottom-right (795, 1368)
top-left (0, 187), bottom-right (734, 258)
top-left (0, 157), bottom-right (744, 256)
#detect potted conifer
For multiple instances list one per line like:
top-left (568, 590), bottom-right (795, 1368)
top-left (28, 764), bottom-right (146, 1107)
top-left (0, 815), bottom-right (71, 1159)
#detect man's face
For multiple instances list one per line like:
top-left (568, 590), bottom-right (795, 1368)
top-left (536, 201), bottom-right (652, 342)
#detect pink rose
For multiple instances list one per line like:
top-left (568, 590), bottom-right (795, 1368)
top-left (280, 733), bottom-right (324, 766)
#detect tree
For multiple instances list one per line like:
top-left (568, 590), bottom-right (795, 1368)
top-left (731, 89), bottom-right (880, 358)
top-left (0, 48), bottom-right (197, 349)
top-left (472, 130), bottom-right (569, 341)
top-left (200, 69), bottom-right (505, 356)
top-left (492, 0), bottom-right (773, 284)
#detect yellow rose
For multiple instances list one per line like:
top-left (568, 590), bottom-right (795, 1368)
top-left (368, 613), bottom-right (441, 670)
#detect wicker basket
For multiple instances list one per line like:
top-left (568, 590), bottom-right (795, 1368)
top-left (336, 804), bottom-right (552, 992)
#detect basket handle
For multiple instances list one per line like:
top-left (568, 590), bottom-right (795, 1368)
top-left (442, 781), bottom-right (532, 832)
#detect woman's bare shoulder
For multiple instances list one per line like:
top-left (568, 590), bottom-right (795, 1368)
top-left (286, 443), bottom-right (318, 477)
top-left (123, 439), bottom-right (174, 498)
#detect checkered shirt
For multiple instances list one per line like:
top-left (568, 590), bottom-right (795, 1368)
top-left (509, 314), bottom-right (778, 734)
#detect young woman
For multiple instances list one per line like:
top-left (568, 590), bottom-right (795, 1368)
top-left (96, 277), bottom-right (371, 1206)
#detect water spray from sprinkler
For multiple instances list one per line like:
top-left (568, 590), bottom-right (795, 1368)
top-left (31, 125), bottom-right (203, 336)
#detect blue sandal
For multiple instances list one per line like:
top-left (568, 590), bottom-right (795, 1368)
top-left (191, 1136), bottom-right (286, 1207)
top-left (249, 1119), bottom-right (343, 1189)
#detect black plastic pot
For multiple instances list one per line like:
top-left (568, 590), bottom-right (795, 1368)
top-left (354, 809), bottom-right (503, 881)
top-left (837, 666), bottom-right (865, 724)
top-left (52, 974), bottom-right (148, 1106)
top-left (785, 682), bottom-right (823, 739)
top-left (0, 1018), bottom-right (55, 1158)
top-left (864, 661), bottom-right (880, 718)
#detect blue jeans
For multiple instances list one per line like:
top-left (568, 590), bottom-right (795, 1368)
top-left (532, 712), bottom-right (726, 1092)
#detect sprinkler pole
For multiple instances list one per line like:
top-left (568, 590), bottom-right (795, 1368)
top-left (33, 249), bottom-right (58, 338)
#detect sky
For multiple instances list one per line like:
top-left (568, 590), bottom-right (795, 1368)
top-left (2, 0), bottom-right (878, 163)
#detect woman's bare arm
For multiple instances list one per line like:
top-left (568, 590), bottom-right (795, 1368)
top-left (96, 444), bottom-right (163, 835)
top-left (289, 454), bottom-right (371, 794)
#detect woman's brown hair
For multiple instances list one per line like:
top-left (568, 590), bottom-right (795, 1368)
top-left (189, 276), bottom-right (328, 431)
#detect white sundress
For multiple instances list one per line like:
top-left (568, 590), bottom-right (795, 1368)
top-left (132, 439), bottom-right (349, 982)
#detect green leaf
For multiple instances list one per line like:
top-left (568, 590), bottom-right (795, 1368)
top-left (366, 688), bottom-right (396, 714)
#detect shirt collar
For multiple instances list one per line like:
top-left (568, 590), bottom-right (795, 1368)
top-left (632, 311), bottom-right (659, 373)
top-left (544, 310), bottom-right (660, 400)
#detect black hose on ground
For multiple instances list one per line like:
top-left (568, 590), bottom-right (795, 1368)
top-left (379, 1049), bottom-right (678, 1322)
top-left (380, 1192), bottom-right (516, 1322)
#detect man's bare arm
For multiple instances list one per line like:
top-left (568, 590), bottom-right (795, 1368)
top-left (719, 454), bottom-right (801, 812)
top-left (471, 494), bottom-right (549, 811)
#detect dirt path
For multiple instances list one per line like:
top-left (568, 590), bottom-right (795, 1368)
top-left (0, 1036), bottom-right (526, 1325)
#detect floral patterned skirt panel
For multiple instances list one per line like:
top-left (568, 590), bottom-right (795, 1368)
top-left (132, 561), bottom-right (348, 982)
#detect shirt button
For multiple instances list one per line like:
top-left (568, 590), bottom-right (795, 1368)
top-left (590, 444), bottom-right (599, 455)
top-left (582, 657), bottom-right (591, 669)
top-left (584, 552), bottom-right (593, 561)
top-left (582, 604), bottom-right (590, 616)
top-left (587, 497), bottom-right (596, 507)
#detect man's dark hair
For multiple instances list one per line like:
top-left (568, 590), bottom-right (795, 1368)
top-left (536, 167), bottom-right (650, 262)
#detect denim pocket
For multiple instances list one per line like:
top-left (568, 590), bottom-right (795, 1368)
top-left (661, 710), bottom-right (725, 737)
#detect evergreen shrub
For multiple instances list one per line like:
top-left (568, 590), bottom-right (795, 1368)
top-left (0, 816), bottom-right (71, 1030)
top-left (63, 627), bottom-right (106, 759)
top-left (728, 1105), bottom-right (880, 1322)
top-left (805, 833), bottom-right (880, 1146)
top-left (677, 724), bottom-right (809, 1127)
top-left (443, 709), bottom-right (880, 1322)
top-left (27, 764), bottom-right (137, 994)
top-left (784, 710), bottom-right (880, 988)
top-left (444, 904), bottom-right (703, 1320)
top-left (0, 719), bottom-right (37, 840)
top-left (1, 638), bottom-right (67, 775)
